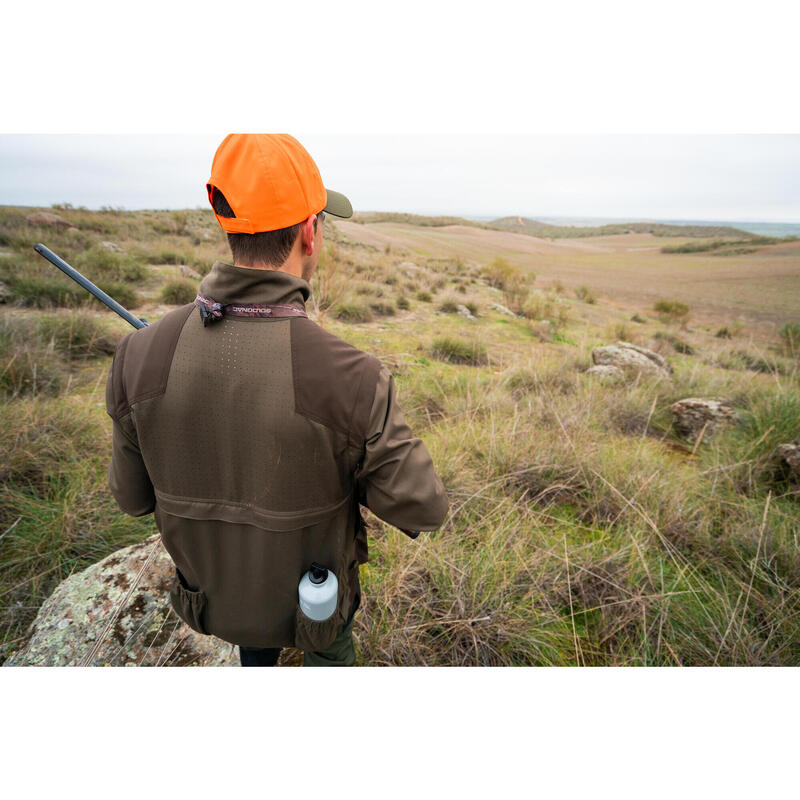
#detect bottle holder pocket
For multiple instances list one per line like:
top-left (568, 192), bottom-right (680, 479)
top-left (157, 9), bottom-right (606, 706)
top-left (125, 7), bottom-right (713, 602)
top-left (293, 604), bottom-right (341, 652)
top-left (168, 569), bottom-right (209, 635)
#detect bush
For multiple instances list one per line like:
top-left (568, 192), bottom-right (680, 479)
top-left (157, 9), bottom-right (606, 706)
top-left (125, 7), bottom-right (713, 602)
top-left (160, 279), bottom-right (198, 305)
top-left (0, 318), bottom-right (63, 398)
top-left (631, 313), bottom-right (646, 324)
top-left (716, 327), bottom-right (733, 339)
top-left (369, 300), bottom-right (396, 316)
top-left (483, 257), bottom-right (522, 290)
top-left (36, 314), bottom-right (121, 359)
top-left (396, 296), bottom-right (410, 310)
top-left (654, 299), bottom-right (690, 321)
top-left (331, 299), bottom-right (373, 323)
top-left (75, 246), bottom-right (147, 283)
top-left (416, 291), bottom-right (433, 303)
top-left (430, 336), bottom-right (488, 366)
top-left (779, 322), bottom-right (800, 357)
top-left (8, 276), bottom-right (86, 308)
top-left (438, 298), bottom-right (460, 314)
top-left (98, 281), bottom-right (139, 309)
top-left (575, 285), bottom-right (596, 304)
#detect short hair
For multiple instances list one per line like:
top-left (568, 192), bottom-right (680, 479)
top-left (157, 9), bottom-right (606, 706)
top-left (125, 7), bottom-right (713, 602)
top-left (210, 187), bottom-right (320, 268)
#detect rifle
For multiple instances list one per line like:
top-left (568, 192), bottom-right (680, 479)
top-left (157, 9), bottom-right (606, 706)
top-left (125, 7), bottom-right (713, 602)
top-left (33, 244), bottom-right (149, 329)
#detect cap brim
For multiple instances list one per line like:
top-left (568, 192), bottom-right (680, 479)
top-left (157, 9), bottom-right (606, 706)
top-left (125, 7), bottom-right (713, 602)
top-left (324, 188), bottom-right (353, 219)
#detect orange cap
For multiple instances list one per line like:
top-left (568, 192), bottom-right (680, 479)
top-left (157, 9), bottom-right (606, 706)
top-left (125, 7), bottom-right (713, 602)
top-left (207, 134), bottom-right (353, 234)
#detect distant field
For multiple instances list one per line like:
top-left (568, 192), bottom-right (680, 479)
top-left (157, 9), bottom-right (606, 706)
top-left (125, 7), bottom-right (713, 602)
top-left (338, 221), bottom-right (800, 335)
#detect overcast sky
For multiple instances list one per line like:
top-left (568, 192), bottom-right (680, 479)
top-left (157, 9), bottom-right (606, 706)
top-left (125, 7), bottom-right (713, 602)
top-left (2, 134), bottom-right (799, 223)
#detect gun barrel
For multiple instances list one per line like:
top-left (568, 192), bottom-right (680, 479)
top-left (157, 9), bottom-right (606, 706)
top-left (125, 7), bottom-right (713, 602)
top-left (33, 244), bottom-right (148, 329)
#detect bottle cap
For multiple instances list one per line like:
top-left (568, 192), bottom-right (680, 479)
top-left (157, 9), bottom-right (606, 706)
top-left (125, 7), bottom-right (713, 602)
top-left (309, 562), bottom-right (328, 585)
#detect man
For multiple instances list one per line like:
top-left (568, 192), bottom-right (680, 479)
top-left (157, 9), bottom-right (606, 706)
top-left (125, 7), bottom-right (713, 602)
top-left (105, 134), bottom-right (449, 666)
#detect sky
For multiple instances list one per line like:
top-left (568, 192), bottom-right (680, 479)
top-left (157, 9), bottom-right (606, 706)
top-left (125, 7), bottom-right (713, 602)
top-left (2, 134), bottom-right (799, 223)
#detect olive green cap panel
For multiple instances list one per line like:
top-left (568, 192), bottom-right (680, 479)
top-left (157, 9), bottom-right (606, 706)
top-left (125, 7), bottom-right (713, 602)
top-left (324, 188), bottom-right (353, 219)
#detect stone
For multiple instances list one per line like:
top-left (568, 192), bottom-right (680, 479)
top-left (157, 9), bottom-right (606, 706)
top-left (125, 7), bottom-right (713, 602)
top-left (669, 398), bottom-right (737, 441)
top-left (587, 364), bottom-right (624, 379)
top-left (67, 227), bottom-right (81, 234)
top-left (178, 264), bottom-right (202, 280)
top-left (456, 304), bottom-right (476, 320)
top-left (592, 341), bottom-right (672, 378)
top-left (25, 211), bottom-right (71, 228)
top-left (777, 441), bottom-right (800, 479)
top-left (100, 241), bottom-right (123, 253)
top-left (4, 535), bottom-right (240, 667)
top-left (490, 303), bottom-right (517, 317)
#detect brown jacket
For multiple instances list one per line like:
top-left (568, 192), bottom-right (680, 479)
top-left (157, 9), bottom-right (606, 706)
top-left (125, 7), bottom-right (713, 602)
top-left (105, 261), bottom-right (449, 650)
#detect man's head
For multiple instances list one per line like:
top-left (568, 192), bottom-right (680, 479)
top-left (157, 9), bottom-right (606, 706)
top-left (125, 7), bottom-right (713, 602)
top-left (206, 134), bottom-right (352, 280)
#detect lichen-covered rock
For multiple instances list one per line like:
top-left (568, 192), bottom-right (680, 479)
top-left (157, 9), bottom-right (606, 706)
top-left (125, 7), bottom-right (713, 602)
top-left (592, 341), bottom-right (672, 378)
top-left (25, 211), bottom-right (71, 228)
top-left (3, 536), bottom-right (296, 667)
top-left (587, 364), bottom-right (624, 379)
top-left (778, 441), bottom-right (800, 479)
top-left (456, 304), bottom-right (476, 320)
top-left (670, 398), bottom-right (737, 441)
top-left (178, 264), bottom-right (202, 280)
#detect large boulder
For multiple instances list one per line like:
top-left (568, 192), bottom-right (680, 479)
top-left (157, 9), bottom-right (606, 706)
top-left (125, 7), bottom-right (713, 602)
top-left (3, 535), bottom-right (300, 667)
top-left (670, 398), bottom-right (737, 441)
top-left (25, 211), bottom-right (71, 228)
top-left (591, 341), bottom-right (672, 379)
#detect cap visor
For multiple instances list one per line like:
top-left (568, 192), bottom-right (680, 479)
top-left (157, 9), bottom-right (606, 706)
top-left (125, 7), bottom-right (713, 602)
top-left (324, 188), bottom-right (353, 219)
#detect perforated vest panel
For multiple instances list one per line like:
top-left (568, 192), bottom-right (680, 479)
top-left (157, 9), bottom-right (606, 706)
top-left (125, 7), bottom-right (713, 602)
top-left (132, 313), bottom-right (356, 526)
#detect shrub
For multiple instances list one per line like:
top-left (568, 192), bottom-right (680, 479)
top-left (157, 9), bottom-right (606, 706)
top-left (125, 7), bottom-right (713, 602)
top-left (331, 299), bottom-right (373, 323)
top-left (456, 284), bottom-right (467, 294)
top-left (438, 298), bottom-right (460, 314)
top-left (430, 336), bottom-right (488, 366)
top-left (716, 327), bottom-right (733, 339)
top-left (0, 318), bottom-right (63, 398)
top-left (8, 276), bottom-right (86, 308)
top-left (369, 300), bottom-right (396, 316)
top-left (416, 291), bottom-right (433, 303)
top-left (311, 242), bottom-right (347, 311)
top-left (396, 296), bottom-right (410, 310)
top-left (483, 257), bottom-right (520, 290)
top-left (631, 313), bottom-right (646, 324)
top-left (98, 281), bottom-right (139, 309)
top-left (575, 285), bottom-right (596, 304)
top-left (779, 322), bottom-right (800, 357)
top-left (654, 299), bottom-right (690, 322)
top-left (36, 314), bottom-right (121, 359)
top-left (465, 301), bottom-right (479, 317)
top-left (75, 246), bottom-right (147, 283)
top-left (160, 279), bottom-right (198, 305)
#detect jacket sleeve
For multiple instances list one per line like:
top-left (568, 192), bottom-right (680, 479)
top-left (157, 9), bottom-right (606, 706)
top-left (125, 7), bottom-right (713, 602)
top-left (354, 366), bottom-right (449, 535)
top-left (105, 355), bottom-right (155, 517)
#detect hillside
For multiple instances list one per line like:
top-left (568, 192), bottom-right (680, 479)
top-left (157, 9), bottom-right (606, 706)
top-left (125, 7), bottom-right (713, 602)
top-left (1, 205), bottom-right (799, 666)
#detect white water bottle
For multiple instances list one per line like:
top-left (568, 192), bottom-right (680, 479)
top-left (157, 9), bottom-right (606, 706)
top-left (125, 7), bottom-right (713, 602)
top-left (298, 562), bottom-right (338, 621)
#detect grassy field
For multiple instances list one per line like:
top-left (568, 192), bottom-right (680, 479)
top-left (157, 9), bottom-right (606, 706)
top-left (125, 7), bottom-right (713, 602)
top-left (1, 204), bottom-right (798, 665)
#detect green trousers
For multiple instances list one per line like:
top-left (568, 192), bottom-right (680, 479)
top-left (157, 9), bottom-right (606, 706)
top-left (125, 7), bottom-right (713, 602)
top-left (303, 617), bottom-right (356, 667)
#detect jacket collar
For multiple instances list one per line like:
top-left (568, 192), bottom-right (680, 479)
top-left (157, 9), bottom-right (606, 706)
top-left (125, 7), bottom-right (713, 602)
top-left (197, 261), bottom-right (311, 308)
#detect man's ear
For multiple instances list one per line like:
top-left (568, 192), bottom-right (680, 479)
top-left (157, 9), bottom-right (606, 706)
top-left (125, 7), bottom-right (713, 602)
top-left (301, 214), bottom-right (317, 256)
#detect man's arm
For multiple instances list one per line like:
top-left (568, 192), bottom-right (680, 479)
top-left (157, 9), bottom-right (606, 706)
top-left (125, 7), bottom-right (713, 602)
top-left (354, 366), bottom-right (449, 536)
top-left (105, 354), bottom-right (155, 517)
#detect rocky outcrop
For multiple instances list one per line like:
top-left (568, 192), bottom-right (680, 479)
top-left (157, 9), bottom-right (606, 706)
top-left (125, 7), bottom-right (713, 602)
top-left (178, 264), bottom-right (202, 280)
top-left (778, 441), bottom-right (800, 480)
top-left (100, 241), bottom-right (123, 253)
top-left (490, 303), bottom-right (516, 317)
top-left (3, 536), bottom-right (300, 667)
top-left (670, 398), bottom-right (737, 441)
top-left (591, 341), bottom-right (672, 379)
top-left (457, 304), bottom-right (476, 320)
top-left (25, 212), bottom-right (71, 228)
top-left (586, 364), bottom-right (625, 380)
